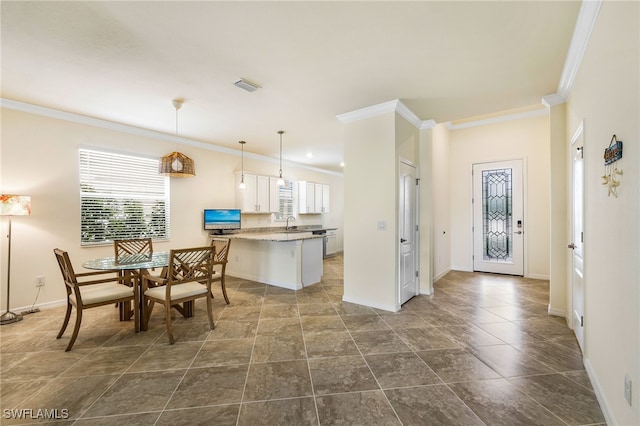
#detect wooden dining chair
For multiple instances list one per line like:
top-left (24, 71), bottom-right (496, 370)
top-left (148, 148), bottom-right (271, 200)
top-left (113, 238), bottom-right (154, 319)
top-left (142, 246), bottom-right (215, 344)
top-left (211, 237), bottom-right (231, 304)
top-left (53, 248), bottom-right (139, 351)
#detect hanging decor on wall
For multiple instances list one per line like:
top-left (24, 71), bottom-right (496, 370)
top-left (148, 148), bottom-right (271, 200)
top-left (601, 134), bottom-right (623, 197)
top-left (159, 99), bottom-right (195, 177)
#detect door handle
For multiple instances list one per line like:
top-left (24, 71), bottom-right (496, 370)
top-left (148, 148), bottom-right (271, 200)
top-left (568, 243), bottom-right (576, 249)
top-left (515, 231), bottom-right (523, 234)
top-left (400, 238), bottom-right (407, 243)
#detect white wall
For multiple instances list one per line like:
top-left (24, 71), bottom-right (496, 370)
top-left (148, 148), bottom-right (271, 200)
top-left (0, 106), bottom-right (343, 311)
top-left (448, 114), bottom-right (551, 279)
top-left (342, 111), bottom-right (398, 311)
top-left (566, 1), bottom-right (639, 424)
top-left (431, 123), bottom-right (451, 280)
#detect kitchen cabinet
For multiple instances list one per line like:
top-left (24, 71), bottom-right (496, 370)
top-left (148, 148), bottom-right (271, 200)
top-left (236, 173), bottom-right (279, 213)
top-left (298, 181), bottom-right (330, 214)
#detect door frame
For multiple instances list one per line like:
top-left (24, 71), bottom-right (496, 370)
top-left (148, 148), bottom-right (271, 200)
top-left (471, 158), bottom-right (528, 276)
top-left (569, 121), bottom-right (585, 350)
top-left (398, 159), bottom-right (419, 306)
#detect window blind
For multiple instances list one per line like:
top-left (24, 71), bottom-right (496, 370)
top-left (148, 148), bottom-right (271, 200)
top-left (278, 179), bottom-right (295, 219)
top-left (79, 148), bottom-right (170, 246)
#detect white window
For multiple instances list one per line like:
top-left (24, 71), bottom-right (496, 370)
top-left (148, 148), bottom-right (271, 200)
top-left (79, 148), bottom-right (170, 246)
top-left (276, 179), bottom-right (295, 220)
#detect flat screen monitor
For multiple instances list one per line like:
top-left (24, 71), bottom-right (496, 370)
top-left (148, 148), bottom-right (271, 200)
top-left (203, 209), bottom-right (241, 232)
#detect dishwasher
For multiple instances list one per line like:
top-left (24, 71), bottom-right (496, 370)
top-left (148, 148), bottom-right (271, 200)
top-left (312, 229), bottom-right (338, 258)
top-left (323, 229), bottom-right (338, 258)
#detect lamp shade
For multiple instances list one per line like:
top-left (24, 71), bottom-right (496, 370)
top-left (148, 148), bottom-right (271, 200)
top-left (0, 195), bottom-right (31, 216)
top-left (159, 152), bottom-right (195, 177)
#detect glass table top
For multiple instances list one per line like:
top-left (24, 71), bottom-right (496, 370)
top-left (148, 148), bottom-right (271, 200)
top-left (83, 251), bottom-right (169, 270)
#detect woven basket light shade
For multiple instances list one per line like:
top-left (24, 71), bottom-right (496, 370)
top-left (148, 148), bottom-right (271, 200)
top-left (159, 152), bottom-right (195, 177)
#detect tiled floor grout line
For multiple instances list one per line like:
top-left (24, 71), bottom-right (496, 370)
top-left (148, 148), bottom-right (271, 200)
top-left (297, 292), bottom-right (323, 426)
top-left (235, 282), bottom-right (268, 425)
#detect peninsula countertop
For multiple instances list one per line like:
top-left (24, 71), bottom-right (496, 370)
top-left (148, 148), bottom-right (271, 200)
top-left (226, 231), bottom-right (324, 242)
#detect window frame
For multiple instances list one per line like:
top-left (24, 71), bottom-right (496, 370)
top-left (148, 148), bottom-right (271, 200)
top-left (79, 148), bottom-right (170, 246)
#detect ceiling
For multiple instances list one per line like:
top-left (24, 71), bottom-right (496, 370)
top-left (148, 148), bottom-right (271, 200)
top-left (1, 1), bottom-right (581, 173)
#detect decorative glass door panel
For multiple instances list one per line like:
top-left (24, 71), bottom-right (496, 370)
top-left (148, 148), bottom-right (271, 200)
top-left (473, 160), bottom-right (523, 276)
top-left (482, 168), bottom-right (512, 262)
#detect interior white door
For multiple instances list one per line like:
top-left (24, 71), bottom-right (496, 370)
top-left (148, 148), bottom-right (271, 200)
top-left (399, 161), bottom-right (418, 305)
top-left (473, 160), bottom-right (524, 275)
top-left (570, 125), bottom-right (585, 351)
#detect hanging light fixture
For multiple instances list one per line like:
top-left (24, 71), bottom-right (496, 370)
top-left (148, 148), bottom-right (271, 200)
top-left (277, 130), bottom-right (285, 186)
top-left (239, 140), bottom-right (247, 189)
top-left (159, 99), bottom-right (195, 177)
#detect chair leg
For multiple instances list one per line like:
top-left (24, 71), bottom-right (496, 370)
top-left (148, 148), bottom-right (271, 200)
top-left (143, 300), bottom-right (155, 331)
top-left (57, 302), bottom-right (72, 338)
top-left (65, 308), bottom-right (83, 352)
top-left (165, 303), bottom-right (175, 344)
top-left (206, 290), bottom-right (215, 330)
top-left (221, 276), bottom-right (230, 305)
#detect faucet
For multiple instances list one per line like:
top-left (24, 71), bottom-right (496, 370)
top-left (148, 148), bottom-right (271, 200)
top-left (285, 216), bottom-right (296, 231)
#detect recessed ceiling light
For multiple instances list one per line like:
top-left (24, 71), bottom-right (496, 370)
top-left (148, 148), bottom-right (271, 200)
top-left (306, 152), bottom-right (313, 158)
top-left (340, 162), bottom-right (345, 167)
top-left (233, 78), bottom-right (260, 92)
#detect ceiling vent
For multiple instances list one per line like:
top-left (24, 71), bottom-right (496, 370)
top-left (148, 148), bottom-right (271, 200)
top-left (233, 78), bottom-right (260, 92)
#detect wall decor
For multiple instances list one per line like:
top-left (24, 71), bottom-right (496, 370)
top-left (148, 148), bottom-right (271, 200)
top-left (601, 134), bottom-right (623, 197)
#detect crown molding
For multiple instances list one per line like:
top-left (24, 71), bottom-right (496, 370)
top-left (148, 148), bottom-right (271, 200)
top-left (336, 98), bottom-right (435, 130)
top-left (543, 0), bottom-right (602, 105)
top-left (1, 98), bottom-right (342, 177)
top-left (542, 94), bottom-right (566, 107)
top-left (445, 107), bottom-right (548, 131)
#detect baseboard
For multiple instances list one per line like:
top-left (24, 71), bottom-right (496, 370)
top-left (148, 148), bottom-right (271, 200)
top-left (527, 273), bottom-right (550, 280)
top-left (419, 287), bottom-right (433, 296)
top-left (227, 272), bottom-right (301, 291)
top-left (450, 265), bottom-right (473, 272)
top-left (547, 305), bottom-right (566, 317)
top-left (584, 358), bottom-right (615, 426)
top-left (341, 294), bottom-right (399, 312)
top-left (14, 299), bottom-right (67, 313)
top-left (433, 267), bottom-right (452, 282)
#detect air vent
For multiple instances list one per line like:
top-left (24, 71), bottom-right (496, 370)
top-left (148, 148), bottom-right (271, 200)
top-left (233, 78), bottom-right (260, 92)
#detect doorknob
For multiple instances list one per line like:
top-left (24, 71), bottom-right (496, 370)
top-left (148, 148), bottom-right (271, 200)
top-left (400, 238), bottom-right (407, 243)
top-left (515, 231), bottom-right (523, 234)
top-left (568, 243), bottom-right (576, 249)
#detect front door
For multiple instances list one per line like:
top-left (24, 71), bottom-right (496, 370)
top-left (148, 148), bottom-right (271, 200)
top-left (399, 161), bottom-right (418, 305)
top-left (473, 160), bottom-right (524, 275)
top-left (570, 124), bottom-right (585, 351)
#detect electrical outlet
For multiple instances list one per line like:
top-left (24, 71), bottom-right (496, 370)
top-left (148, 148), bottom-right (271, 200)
top-left (625, 373), bottom-right (632, 406)
top-left (35, 275), bottom-right (45, 287)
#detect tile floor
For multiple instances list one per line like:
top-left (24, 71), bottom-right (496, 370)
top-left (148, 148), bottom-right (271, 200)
top-left (1, 254), bottom-right (606, 425)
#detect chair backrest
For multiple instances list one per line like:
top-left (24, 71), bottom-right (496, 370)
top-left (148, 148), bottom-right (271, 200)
top-left (166, 246), bottom-right (215, 286)
top-left (53, 248), bottom-right (78, 292)
top-left (114, 238), bottom-right (153, 258)
top-left (211, 238), bottom-right (231, 264)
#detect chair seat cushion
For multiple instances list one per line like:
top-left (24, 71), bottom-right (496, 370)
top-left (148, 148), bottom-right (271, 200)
top-left (71, 283), bottom-right (134, 305)
top-left (145, 282), bottom-right (208, 302)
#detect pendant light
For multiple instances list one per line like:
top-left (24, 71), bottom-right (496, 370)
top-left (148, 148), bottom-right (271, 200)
top-left (239, 140), bottom-right (247, 189)
top-left (159, 99), bottom-right (195, 177)
top-left (277, 130), bottom-right (285, 186)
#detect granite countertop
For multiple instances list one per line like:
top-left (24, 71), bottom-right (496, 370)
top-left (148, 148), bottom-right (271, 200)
top-left (227, 232), bottom-right (324, 242)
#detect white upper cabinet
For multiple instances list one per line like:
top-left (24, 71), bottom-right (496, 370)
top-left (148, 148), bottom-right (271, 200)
top-left (299, 181), bottom-right (330, 214)
top-left (237, 173), bottom-right (279, 213)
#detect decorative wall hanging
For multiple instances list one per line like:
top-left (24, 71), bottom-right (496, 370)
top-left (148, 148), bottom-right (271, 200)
top-left (601, 134), bottom-right (623, 197)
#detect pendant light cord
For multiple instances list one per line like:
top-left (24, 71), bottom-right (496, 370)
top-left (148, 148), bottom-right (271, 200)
top-left (278, 130), bottom-right (284, 178)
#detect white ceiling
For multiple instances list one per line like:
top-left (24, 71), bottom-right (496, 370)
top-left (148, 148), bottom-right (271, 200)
top-left (1, 1), bottom-right (581, 173)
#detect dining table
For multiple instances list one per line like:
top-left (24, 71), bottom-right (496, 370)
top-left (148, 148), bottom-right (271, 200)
top-left (82, 251), bottom-right (187, 331)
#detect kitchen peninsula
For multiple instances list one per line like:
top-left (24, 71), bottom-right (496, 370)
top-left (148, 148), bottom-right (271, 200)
top-left (225, 230), bottom-right (324, 290)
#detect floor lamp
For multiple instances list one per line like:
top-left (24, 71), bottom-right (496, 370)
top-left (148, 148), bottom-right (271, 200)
top-left (1, 195), bottom-right (31, 325)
